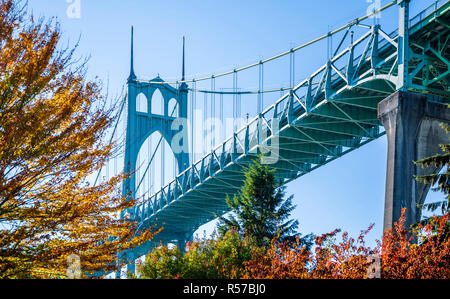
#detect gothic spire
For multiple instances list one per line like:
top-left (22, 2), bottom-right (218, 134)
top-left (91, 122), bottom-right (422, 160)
top-left (180, 36), bottom-right (188, 91)
top-left (182, 36), bottom-right (186, 81)
top-left (128, 26), bottom-right (137, 82)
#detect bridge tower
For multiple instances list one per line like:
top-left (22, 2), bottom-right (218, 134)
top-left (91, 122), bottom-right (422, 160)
top-left (119, 28), bottom-right (191, 275)
top-left (122, 27), bottom-right (189, 217)
top-left (378, 0), bottom-right (450, 233)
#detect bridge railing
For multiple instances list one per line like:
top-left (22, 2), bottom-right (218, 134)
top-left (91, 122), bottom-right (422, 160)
top-left (410, 0), bottom-right (445, 28)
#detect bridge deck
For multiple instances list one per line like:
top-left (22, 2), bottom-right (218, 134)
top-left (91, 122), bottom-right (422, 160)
top-left (132, 1), bottom-right (450, 243)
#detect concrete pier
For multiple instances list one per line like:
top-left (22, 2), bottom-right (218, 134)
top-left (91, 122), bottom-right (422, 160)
top-left (378, 91), bottom-right (449, 233)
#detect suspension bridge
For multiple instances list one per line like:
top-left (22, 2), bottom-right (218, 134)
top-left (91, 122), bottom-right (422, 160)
top-left (98, 0), bottom-right (450, 276)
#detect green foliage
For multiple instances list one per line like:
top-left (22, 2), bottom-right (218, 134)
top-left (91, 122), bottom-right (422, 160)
top-left (216, 156), bottom-right (311, 247)
top-left (414, 122), bottom-right (449, 241)
top-left (183, 230), bottom-right (259, 279)
top-left (139, 153), bottom-right (315, 280)
top-left (139, 230), bottom-right (261, 279)
top-left (139, 244), bottom-right (184, 279)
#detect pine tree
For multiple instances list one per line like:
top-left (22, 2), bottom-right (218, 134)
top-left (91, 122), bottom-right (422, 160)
top-left (415, 122), bottom-right (449, 218)
top-left (216, 156), bottom-right (310, 247)
top-left (414, 122), bottom-right (449, 242)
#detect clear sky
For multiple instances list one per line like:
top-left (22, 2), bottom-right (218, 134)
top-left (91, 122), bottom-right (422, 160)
top-left (26, 0), bottom-right (444, 247)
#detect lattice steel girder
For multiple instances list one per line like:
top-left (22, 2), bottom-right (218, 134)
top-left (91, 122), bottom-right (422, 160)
top-left (277, 139), bottom-right (342, 156)
top-left (309, 102), bottom-right (380, 125)
top-left (166, 197), bottom-right (228, 214)
top-left (154, 195), bottom-right (228, 217)
top-left (148, 217), bottom-right (204, 233)
top-left (279, 127), bottom-right (361, 147)
top-left (423, 46), bottom-right (449, 85)
top-left (352, 79), bottom-right (396, 95)
top-left (156, 213), bottom-right (223, 229)
top-left (273, 149), bottom-right (327, 165)
top-left (292, 117), bottom-right (378, 138)
top-left (406, 3), bottom-right (450, 91)
top-left (210, 171), bottom-right (247, 182)
top-left (212, 163), bottom-right (248, 178)
top-left (232, 152), bottom-right (261, 164)
top-left (331, 94), bottom-right (386, 110)
top-left (271, 159), bottom-right (312, 173)
top-left (175, 202), bottom-right (228, 219)
top-left (202, 164), bottom-right (248, 182)
top-left (189, 184), bottom-right (240, 199)
top-left (195, 177), bottom-right (244, 192)
top-left (407, 28), bottom-right (450, 89)
top-left (228, 151), bottom-right (315, 172)
top-left (147, 207), bottom-right (208, 222)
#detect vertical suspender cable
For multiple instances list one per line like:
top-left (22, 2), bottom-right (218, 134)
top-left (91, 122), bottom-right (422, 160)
top-left (150, 130), bottom-right (153, 197)
top-left (327, 26), bottom-right (333, 60)
top-left (161, 89), bottom-right (165, 188)
top-left (203, 91), bottom-right (208, 154)
top-left (190, 81), bottom-right (195, 165)
top-left (233, 71), bottom-right (236, 131)
top-left (193, 81), bottom-right (197, 162)
top-left (290, 50), bottom-right (295, 90)
top-left (261, 63), bottom-right (264, 112)
top-left (238, 92), bottom-right (241, 121)
top-left (211, 77), bottom-right (215, 149)
top-left (147, 136), bottom-right (155, 196)
top-left (258, 62), bottom-right (262, 114)
top-left (161, 137), bottom-right (165, 187)
top-left (220, 91), bottom-right (224, 142)
top-left (233, 70), bottom-right (241, 129)
top-left (174, 88), bottom-right (178, 178)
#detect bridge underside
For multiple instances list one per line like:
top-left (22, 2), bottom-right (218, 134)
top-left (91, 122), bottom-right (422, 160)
top-left (126, 2), bottom-right (450, 259)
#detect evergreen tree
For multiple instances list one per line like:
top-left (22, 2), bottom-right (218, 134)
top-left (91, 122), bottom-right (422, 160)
top-left (414, 122), bottom-right (449, 242)
top-left (216, 156), bottom-right (311, 247)
top-left (415, 122), bottom-right (449, 218)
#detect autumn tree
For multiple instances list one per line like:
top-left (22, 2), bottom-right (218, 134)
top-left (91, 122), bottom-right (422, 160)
top-left (244, 210), bottom-right (450, 279)
top-left (0, 0), bottom-right (157, 278)
top-left (216, 156), bottom-right (312, 248)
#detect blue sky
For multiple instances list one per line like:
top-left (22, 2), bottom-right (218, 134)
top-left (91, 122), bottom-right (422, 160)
top-left (26, 0), bottom-right (444, 247)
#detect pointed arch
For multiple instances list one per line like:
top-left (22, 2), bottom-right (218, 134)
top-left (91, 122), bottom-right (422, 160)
top-left (151, 89), bottom-right (164, 115)
top-left (136, 92), bottom-right (148, 113)
top-left (135, 131), bottom-right (178, 199)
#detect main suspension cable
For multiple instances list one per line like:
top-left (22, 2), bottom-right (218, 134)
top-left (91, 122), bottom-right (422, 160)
top-left (138, 0), bottom-right (396, 86)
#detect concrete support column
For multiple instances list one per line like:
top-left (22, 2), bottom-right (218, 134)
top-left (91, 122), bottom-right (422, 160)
top-left (378, 91), bottom-right (449, 233)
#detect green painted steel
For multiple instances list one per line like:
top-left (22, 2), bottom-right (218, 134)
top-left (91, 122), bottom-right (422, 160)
top-left (122, 1), bottom-right (450, 260)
